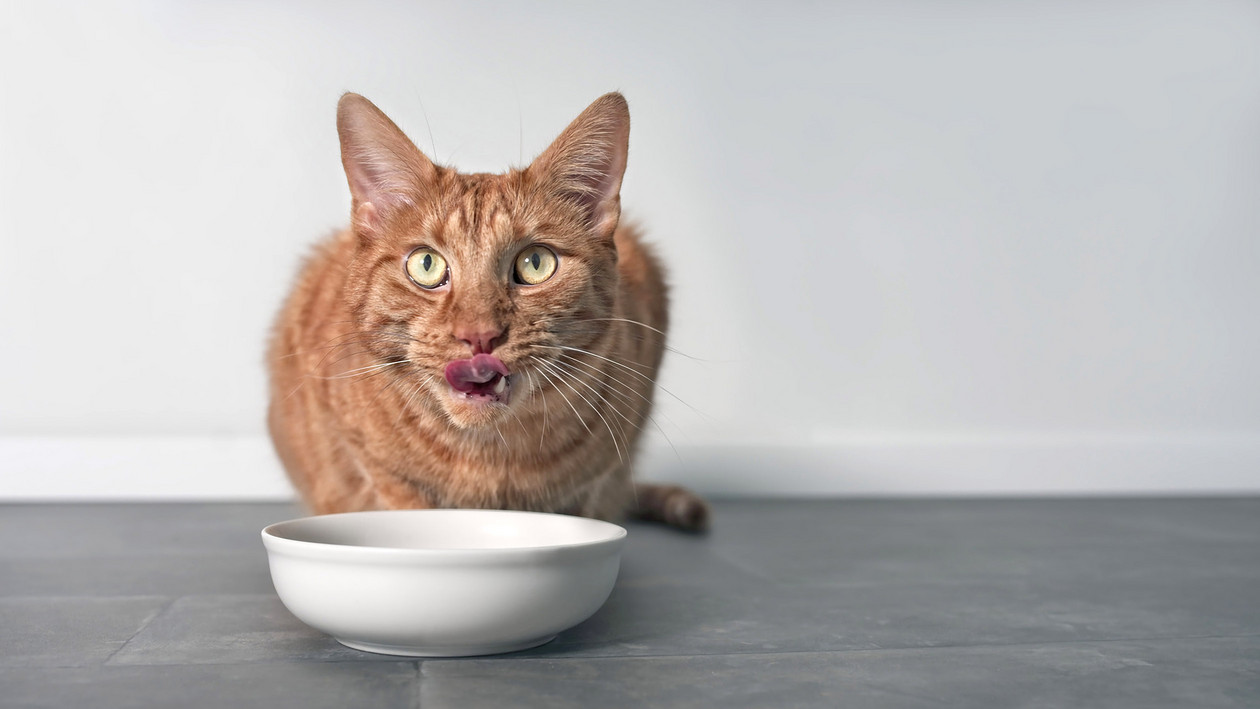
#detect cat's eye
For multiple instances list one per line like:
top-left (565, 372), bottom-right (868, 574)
top-left (514, 245), bottom-right (558, 285)
top-left (405, 247), bottom-right (449, 289)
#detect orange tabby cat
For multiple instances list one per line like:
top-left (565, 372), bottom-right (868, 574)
top-left (267, 92), bottom-right (708, 531)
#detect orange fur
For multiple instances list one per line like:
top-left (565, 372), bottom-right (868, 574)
top-left (267, 92), bottom-right (708, 531)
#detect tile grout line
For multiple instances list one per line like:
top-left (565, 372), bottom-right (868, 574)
top-left (101, 596), bottom-right (178, 667)
top-left (68, 630), bottom-right (1260, 669)
top-left (80, 631), bottom-right (1260, 669)
top-left (474, 631), bottom-right (1260, 663)
top-left (413, 661), bottom-right (423, 709)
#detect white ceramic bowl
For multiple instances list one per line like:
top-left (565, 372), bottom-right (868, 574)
top-left (261, 509), bottom-right (626, 657)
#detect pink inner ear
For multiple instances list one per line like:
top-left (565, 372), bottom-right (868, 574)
top-left (574, 154), bottom-right (624, 233)
top-left (527, 94), bottom-right (630, 235)
top-left (354, 202), bottom-right (380, 233)
top-left (337, 93), bottom-right (437, 218)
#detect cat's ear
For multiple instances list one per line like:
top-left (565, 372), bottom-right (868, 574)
top-left (528, 92), bottom-right (630, 239)
top-left (336, 93), bottom-right (437, 235)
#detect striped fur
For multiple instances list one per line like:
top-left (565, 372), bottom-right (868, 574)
top-left (267, 92), bottom-right (708, 531)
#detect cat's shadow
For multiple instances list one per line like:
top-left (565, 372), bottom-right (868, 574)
top-left (502, 522), bottom-right (741, 659)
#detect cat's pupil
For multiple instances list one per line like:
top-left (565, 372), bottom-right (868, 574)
top-left (423, 254), bottom-right (433, 272)
top-left (530, 252), bottom-right (540, 270)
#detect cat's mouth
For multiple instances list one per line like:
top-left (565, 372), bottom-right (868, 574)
top-left (444, 353), bottom-right (512, 404)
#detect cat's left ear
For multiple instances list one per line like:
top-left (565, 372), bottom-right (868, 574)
top-left (528, 92), bottom-right (630, 240)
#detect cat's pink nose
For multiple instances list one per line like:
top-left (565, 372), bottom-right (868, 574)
top-left (454, 327), bottom-right (504, 355)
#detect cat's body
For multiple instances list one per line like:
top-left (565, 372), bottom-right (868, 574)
top-left (267, 93), bottom-right (707, 531)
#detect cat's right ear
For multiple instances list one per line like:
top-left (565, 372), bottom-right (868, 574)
top-left (336, 93), bottom-right (437, 236)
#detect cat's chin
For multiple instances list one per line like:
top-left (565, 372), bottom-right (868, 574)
top-left (440, 379), bottom-right (514, 429)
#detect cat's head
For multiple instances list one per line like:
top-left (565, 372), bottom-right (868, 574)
top-left (335, 92), bottom-right (630, 429)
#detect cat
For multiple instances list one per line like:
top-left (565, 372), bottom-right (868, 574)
top-left (267, 91), bottom-right (709, 532)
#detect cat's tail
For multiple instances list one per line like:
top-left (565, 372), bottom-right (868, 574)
top-left (630, 483), bottom-right (710, 533)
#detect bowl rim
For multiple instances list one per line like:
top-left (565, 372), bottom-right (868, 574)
top-left (261, 508), bottom-right (628, 559)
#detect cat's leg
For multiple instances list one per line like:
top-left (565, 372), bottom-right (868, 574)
top-left (305, 452), bottom-right (385, 514)
top-left (362, 465), bottom-right (438, 511)
top-left (575, 466), bottom-right (635, 522)
top-left (343, 450), bottom-right (438, 512)
top-left (630, 483), bottom-right (710, 533)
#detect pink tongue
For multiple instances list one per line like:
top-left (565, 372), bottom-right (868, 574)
top-left (444, 353), bottom-right (510, 392)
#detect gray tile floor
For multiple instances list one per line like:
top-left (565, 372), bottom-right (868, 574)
top-left (1, 499), bottom-right (1257, 708)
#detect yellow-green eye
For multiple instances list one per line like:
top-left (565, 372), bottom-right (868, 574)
top-left (514, 245), bottom-right (557, 285)
top-left (405, 247), bottom-right (448, 289)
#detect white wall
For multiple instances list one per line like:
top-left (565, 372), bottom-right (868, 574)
top-left (3, 0), bottom-right (1259, 498)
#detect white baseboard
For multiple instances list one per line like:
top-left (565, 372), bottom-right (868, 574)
top-left (638, 431), bottom-right (1260, 496)
top-left (0, 436), bottom-right (294, 501)
top-left (2, 432), bottom-right (1258, 501)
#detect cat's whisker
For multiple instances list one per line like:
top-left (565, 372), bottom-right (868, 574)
top-left (280, 321), bottom-right (369, 343)
top-left (546, 357), bottom-right (638, 432)
top-left (559, 322), bottom-right (710, 363)
top-left (390, 377), bottom-right (424, 431)
top-left (536, 358), bottom-right (625, 433)
top-left (404, 375), bottom-right (429, 409)
top-left (390, 374), bottom-right (435, 432)
top-left (309, 359), bottom-right (412, 381)
top-left (571, 316), bottom-right (667, 338)
top-left (296, 333), bottom-right (414, 352)
top-left (514, 83), bottom-right (524, 166)
top-left (550, 355), bottom-right (682, 462)
top-left (553, 364), bottom-right (638, 422)
top-left (366, 367), bottom-right (411, 409)
top-left (322, 347), bottom-right (403, 370)
top-left (534, 358), bottom-right (624, 464)
top-left (281, 380), bottom-right (307, 403)
top-left (534, 314), bottom-right (709, 364)
top-left (537, 360), bottom-right (627, 465)
top-left (523, 366), bottom-right (547, 452)
top-left (307, 319), bottom-right (368, 330)
top-left (543, 360), bottom-right (635, 460)
top-left (554, 353), bottom-right (683, 437)
top-left (281, 336), bottom-right (412, 360)
top-left (553, 350), bottom-right (689, 453)
top-left (315, 326), bottom-right (413, 342)
top-left (282, 327), bottom-right (417, 358)
top-left (412, 89), bottom-right (439, 163)
top-left (343, 367), bottom-right (406, 405)
top-left (312, 331), bottom-right (421, 366)
top-left (540, 344), bottom-right (652, 374)
top-left (554, 352), bottom-right (649, 404)
top-left (530, 359), bottom-right (593, 437)
top-left (544, 345), bottom-right (710, 422)
top-left (504, 396), bottom-right (530, 438)
top-left (443, 140), bottom-right (469, 165)
top-left (306, 331), bottom-right (415, 375)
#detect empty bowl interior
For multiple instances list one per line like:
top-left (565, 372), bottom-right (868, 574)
top-left (264, 509), bottom-right (626, 551)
